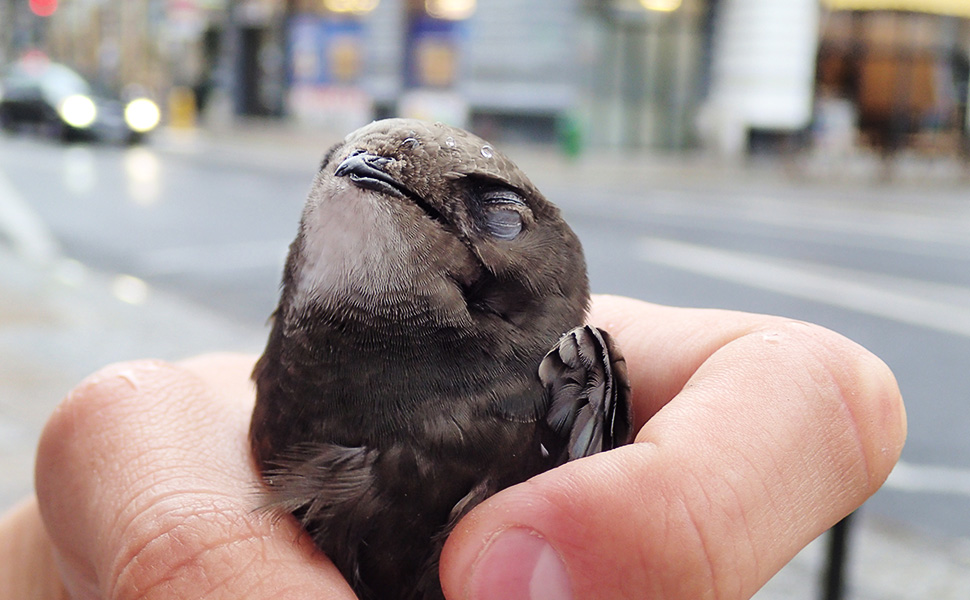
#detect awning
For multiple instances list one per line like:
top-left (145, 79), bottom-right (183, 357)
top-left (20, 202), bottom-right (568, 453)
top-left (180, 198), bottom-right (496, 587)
top-left (822, 0), bottom-right (970, 18)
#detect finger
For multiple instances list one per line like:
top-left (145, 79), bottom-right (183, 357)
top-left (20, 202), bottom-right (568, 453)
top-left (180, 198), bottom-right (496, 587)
top-left (0, 497), bottom-right (68, 600)
top-left (35, 356), bottom-right (357, 600)
top-left (587, 294), bottom-right (812, 424)
top-left (177, 352), bottom-right (261, 411)
top-left (441, 299), bottom-right (906, 600)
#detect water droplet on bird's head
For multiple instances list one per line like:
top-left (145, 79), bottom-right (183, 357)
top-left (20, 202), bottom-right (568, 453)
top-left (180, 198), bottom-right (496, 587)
top-left (400, 137), bottom-right (420, 149)
top-left (445, 136), bottom-right (456, 148)
top-left (481, 144), bottom-right (493, 158)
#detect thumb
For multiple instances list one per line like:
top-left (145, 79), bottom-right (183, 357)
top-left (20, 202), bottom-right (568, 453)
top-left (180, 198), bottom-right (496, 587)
top-left (34, 356), bottom-right (356, 600)
top-left (439, 320), bottom-right (904, 600)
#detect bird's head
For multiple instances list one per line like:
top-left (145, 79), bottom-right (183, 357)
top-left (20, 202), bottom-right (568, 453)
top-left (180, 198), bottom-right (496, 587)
top-left (281, 118), bottom-right (589, 350)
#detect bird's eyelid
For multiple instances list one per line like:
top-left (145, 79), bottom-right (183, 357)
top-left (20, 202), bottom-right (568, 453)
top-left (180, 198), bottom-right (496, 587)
top-left (482, 188), bottom-right (527, 207)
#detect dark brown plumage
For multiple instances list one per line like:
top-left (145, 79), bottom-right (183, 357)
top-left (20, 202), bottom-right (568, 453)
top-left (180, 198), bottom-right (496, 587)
top-left (249, 118), bottom-right (632, 600)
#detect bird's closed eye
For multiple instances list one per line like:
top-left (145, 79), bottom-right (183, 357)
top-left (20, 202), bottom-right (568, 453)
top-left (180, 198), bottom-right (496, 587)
top-left (486, 207), bottom-right (523, 240)
top-left (482, 191), bottom-right (527, 241)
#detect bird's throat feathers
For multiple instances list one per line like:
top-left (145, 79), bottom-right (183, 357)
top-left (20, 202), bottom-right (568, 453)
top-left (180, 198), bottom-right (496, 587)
top-left (285, 176), bottom-right (479, 338)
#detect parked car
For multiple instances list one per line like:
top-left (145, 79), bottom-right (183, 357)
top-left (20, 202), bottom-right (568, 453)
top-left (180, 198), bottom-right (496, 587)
top-left (0, 56), bottom-right (161, 143)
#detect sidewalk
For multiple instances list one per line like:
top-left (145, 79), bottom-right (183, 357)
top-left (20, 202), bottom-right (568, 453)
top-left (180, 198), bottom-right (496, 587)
top-left (0, 248), bottom-right (265, 509)
top-left (3, 121), bottom-right (970, 597)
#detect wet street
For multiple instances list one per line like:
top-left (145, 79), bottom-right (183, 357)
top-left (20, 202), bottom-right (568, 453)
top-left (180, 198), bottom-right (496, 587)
top-left (2, 131), bottom-right (970, 545)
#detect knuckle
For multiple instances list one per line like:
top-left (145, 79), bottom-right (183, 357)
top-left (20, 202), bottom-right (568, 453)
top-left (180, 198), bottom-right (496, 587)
top-left (107, 497), bottom-right (262, 600)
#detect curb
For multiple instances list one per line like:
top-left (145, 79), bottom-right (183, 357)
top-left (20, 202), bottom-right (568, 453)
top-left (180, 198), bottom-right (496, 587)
top-left (0, 168), bottom-right (60, 265)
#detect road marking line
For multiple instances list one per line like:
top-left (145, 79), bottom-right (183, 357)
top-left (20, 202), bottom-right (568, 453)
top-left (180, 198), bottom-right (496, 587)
top-left (565, 193), bottom-right (970, 261)
top-left (656, 192), bottom-right (970, 248)
top-left (646, 204), bottom-right (970, 262)
top-left (637, 237), bottom-right (970, 339)
top-left (0, 169), bottom-right (60, 264)
top-left (886, 460), bottom-right (970, 498)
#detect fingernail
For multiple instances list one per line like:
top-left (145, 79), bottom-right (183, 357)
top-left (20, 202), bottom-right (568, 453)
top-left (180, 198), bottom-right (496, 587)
top-left (469, 527), bottom-right (573, 600)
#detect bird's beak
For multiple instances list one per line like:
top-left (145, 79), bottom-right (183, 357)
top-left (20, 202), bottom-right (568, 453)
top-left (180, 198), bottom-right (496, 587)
top-left (335, 152), bottom-right (407, 198)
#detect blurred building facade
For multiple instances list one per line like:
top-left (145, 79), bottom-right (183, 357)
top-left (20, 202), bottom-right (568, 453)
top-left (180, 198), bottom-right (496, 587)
top-left (3, 0), bottom-right (968, 154)
top-left (0, 0), bottom-right (230, 107)
top-left (699, 0), bottom-right (823, 154)
top-left (816, 5), bottom-right (970, 157)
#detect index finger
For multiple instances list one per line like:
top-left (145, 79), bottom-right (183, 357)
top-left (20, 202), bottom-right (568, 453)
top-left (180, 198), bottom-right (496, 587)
top-left (588, 294), bottom-right (867, 424)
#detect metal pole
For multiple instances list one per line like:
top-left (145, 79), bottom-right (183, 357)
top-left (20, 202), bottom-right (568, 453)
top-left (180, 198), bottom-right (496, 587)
top-left (821, 511), bottom-right (854, 600)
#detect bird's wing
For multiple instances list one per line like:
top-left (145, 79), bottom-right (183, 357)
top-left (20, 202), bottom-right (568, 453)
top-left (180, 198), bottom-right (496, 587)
top-left (538, 326), bottom-right (633, 460)
top-left (258, 443), bottom-right (380, 586)
top-left (259, 443), bottom-right (376, 514)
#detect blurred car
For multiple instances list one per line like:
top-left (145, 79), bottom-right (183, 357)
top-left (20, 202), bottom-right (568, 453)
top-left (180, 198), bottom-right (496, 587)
top-left (0, 56), bottom-right (161, 144)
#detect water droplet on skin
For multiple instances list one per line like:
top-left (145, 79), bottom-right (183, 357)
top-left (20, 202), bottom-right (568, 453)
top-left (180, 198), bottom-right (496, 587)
top-left (762, 332), bottom-right (782, 344)
top-left (481, 144), bottom-right (493, 158)
top-left (445, 136), bottom-right (456, 148)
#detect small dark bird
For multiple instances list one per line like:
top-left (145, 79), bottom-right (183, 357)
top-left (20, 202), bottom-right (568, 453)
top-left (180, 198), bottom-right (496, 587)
top-left (250, 118), bottom-right (632, 600)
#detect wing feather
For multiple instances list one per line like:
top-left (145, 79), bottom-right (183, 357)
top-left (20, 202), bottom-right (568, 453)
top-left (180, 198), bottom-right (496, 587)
top-left (538, 326), bottom-right (633, 461)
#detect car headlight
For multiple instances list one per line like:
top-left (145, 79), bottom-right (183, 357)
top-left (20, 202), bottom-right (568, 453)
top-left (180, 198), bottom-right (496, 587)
top-left (124, 98), bottom-right (161, 133)
top-left (58, 94), bottom-right (97, 128)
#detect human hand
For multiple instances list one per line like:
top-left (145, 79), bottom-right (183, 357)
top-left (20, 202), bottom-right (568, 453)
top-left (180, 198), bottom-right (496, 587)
top-left (29, 352), bottom-right (357, 600)
top-left (13, 295), bottom-right (904, 600)
top-left (440, 295), bottom-right (906, 599)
